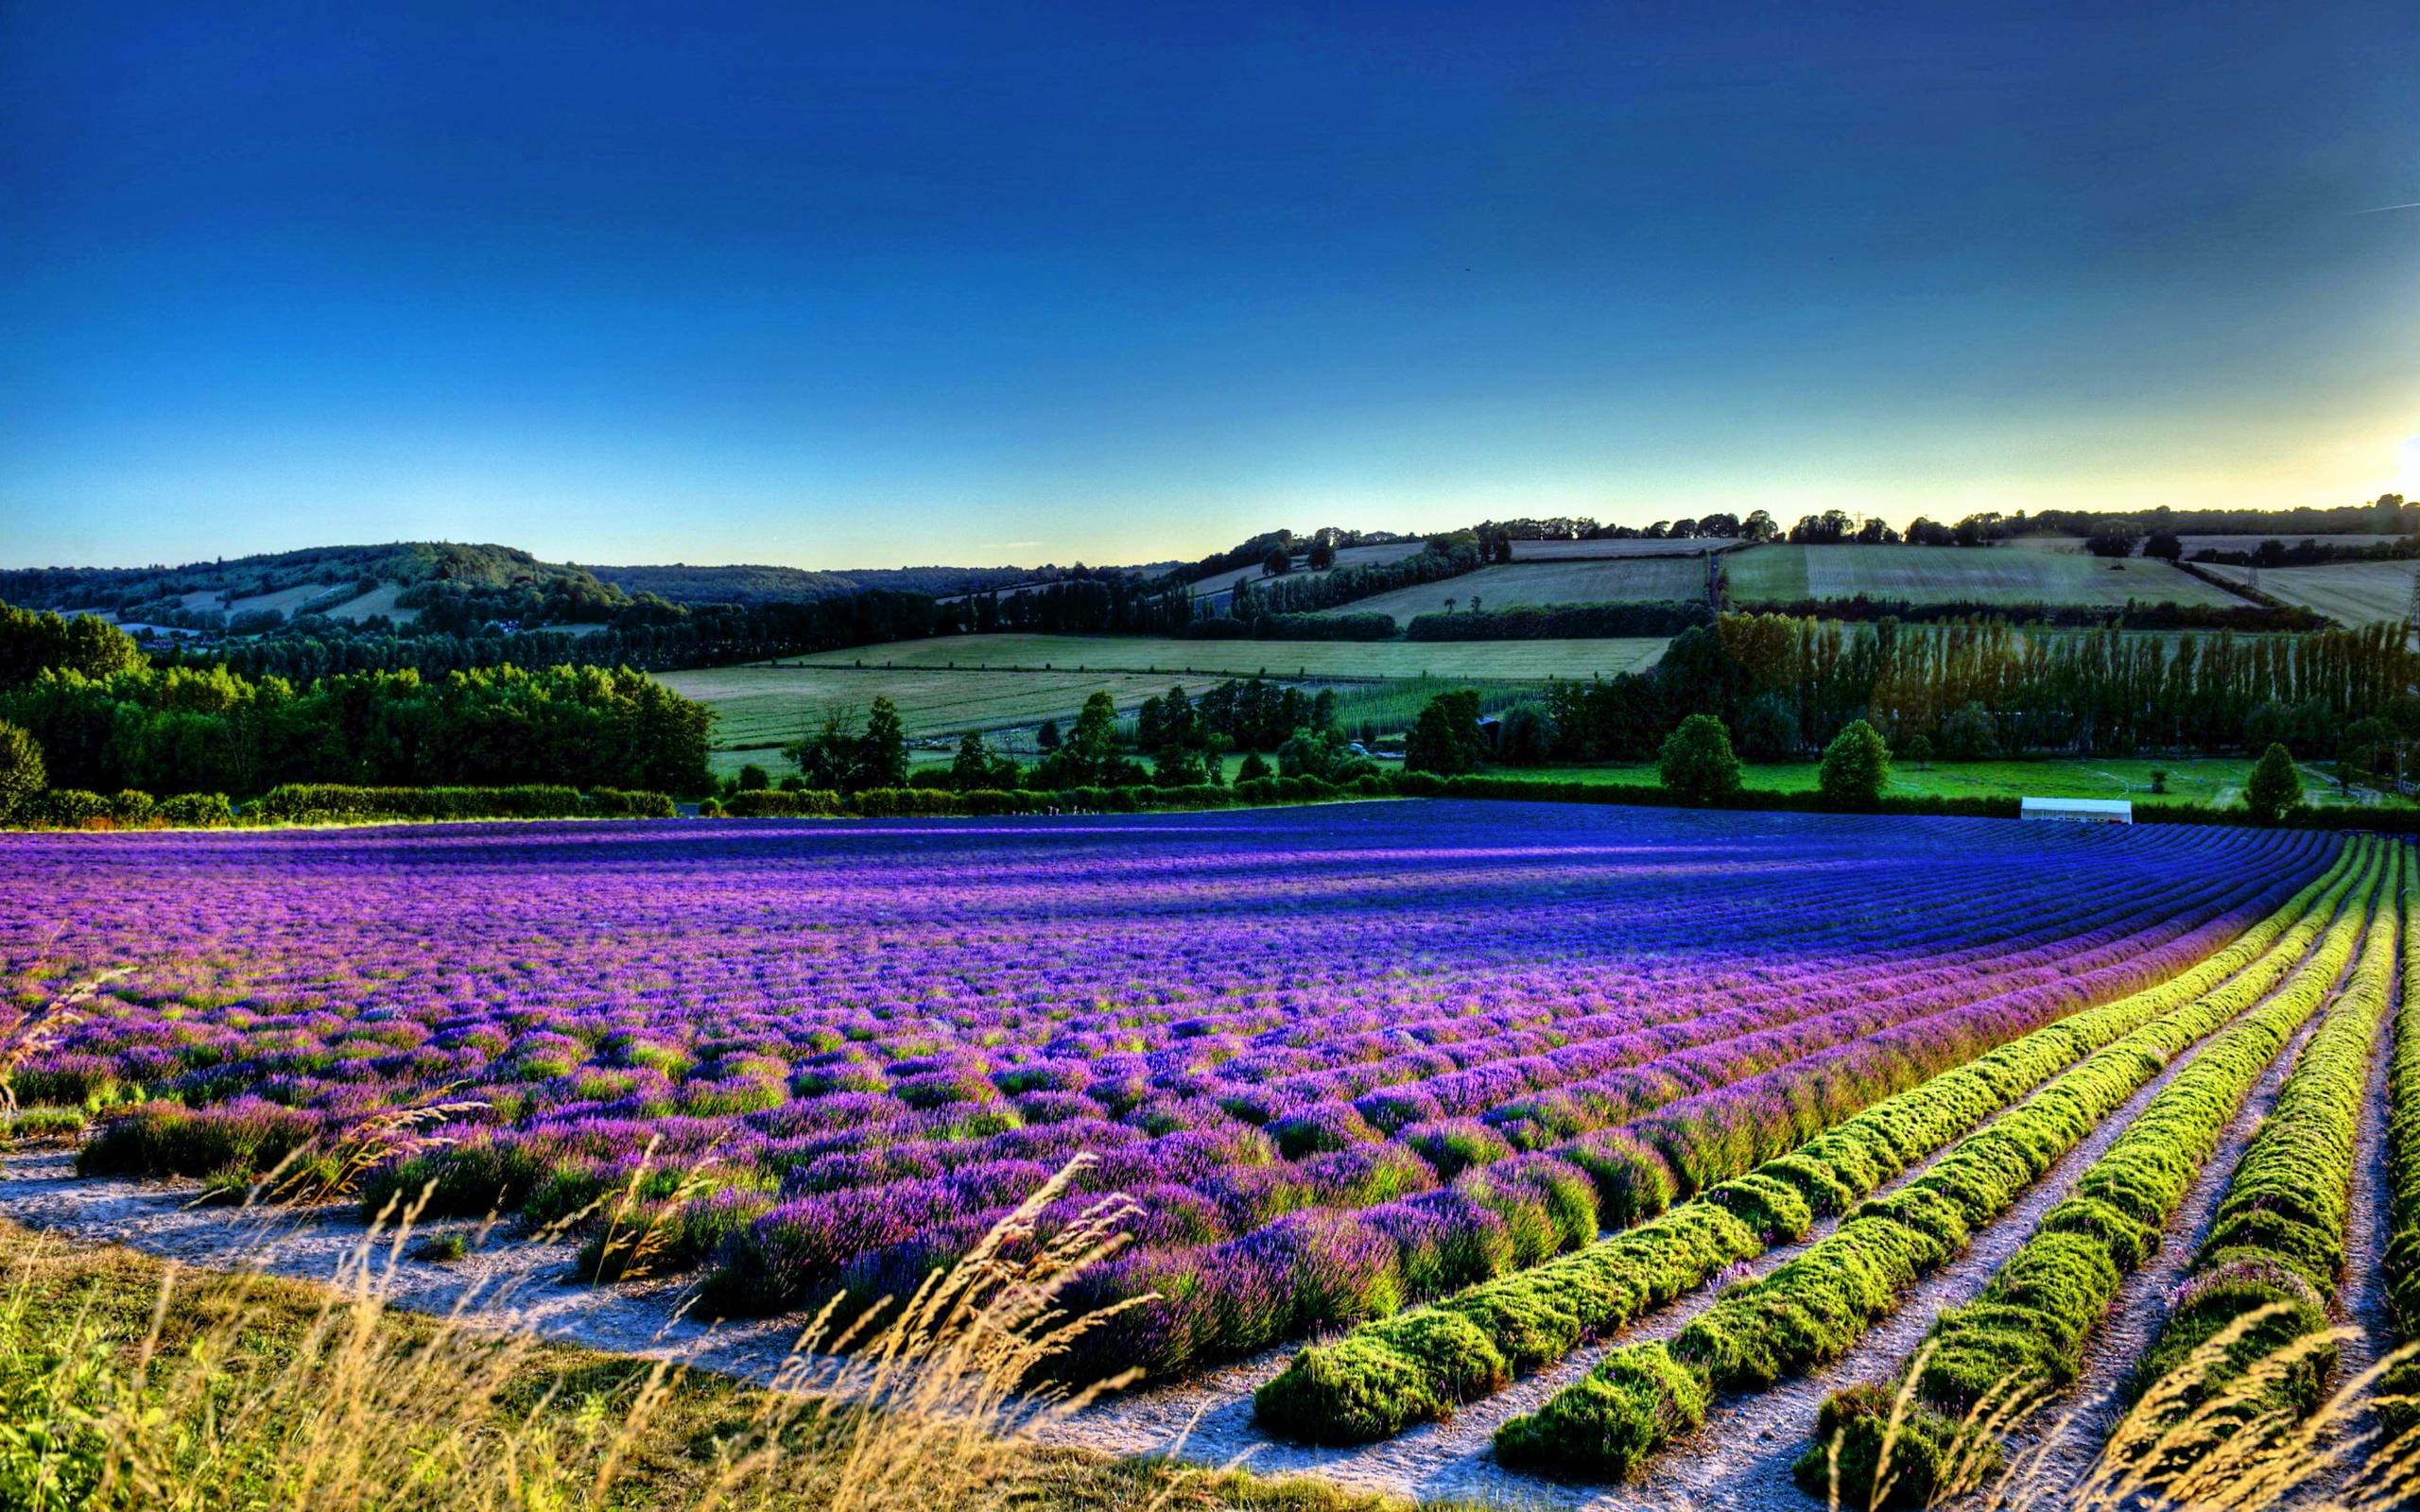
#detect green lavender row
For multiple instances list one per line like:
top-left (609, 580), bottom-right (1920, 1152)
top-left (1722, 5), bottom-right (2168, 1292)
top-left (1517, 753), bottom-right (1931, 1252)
top-left (1250, 843), bottom-right (2364, 1445)
top-left (2387, 840), bottom-right (2420, 1437)
top-left (1799, 843), bottom-right (2401, 1505)
top-left (1489, 839), bottom-right (2384, 1482)
top-left (2131, 841), bottom-right (2404, 1413)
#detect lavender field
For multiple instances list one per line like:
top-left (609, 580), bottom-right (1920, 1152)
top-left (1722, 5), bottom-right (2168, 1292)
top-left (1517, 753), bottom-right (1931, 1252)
top-left (5, 801), bottom-right (2413, 1505)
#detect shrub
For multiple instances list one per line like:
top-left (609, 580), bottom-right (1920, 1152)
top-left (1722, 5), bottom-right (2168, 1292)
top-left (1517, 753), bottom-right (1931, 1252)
top-left (250, 785), bottom-right (597, 823)
top-left (2246, 742), bottom-right (2302, 823)
top-left (1657, 713), bottom-right (1741, 804)
top-left (1817, 719), bottom-right (1890, 810)
top-left (0, 717), bottom-right (43, 816)
top-left (14, 788), bottom-right (109, 829)
top-left (724, 789), bottom-right (844, 818)
top-left (158, 792), bottom-right (236, 828)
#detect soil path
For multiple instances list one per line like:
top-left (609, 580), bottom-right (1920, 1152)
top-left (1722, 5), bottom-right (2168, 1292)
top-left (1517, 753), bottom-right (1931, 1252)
top-left (1033, 1075), bottom-right (2050, 1508)
top-left (1979, 998), bottom-right (2328, 1498)
top-left (1622, 944), bottom-right (2351, 1512)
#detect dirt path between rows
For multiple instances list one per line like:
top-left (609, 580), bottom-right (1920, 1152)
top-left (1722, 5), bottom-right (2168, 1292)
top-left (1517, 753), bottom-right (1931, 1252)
top-left (0, 1148), bottom-right (824, 1388)
top-left (1033, 1070), bottom-right (2059, 1508)
top-left (1980, 997), bottom-right (2329, 1498)
top-left (1623, 988), bottom-right (2325, 1512)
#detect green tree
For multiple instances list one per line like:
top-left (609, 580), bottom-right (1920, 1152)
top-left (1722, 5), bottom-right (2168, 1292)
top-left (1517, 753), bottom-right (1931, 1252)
top-left (1151, 743), bottom-right (1209, 787)
top-left (1035, 692), bottom-right (1141, 788)
top-left (1276, 725), bottom-right (1339, 781)
top-left (1902, 731), bottom-right (1934, 770)
top-left (852, 696), bottom-right (908, 790)
top-left (735, 763), bottom-right (770, 792)
top-left (1818, 718), bottom-right (1891, 809)
top-left (786, 710), bottom-right (857, 791)
top-left (0, 719), bottom-right (43, 815)
top-left (1236, 749), bottom-right (1273, 782)
top-left (2245, 742), bottom-right (2303, 824)
top-left (1658, 713), bottom-right (1742, 804)
top-left (0, 604), bottom-right (146, 689)
top-left (949, 730), bottom-right (1019, 791)
top-left (1941, 701), bottom-right (1998, 762)
top-left (1406, 690), bottom-right (1484, 775)
top-left (1496, 702), bottom-right (1554, 766)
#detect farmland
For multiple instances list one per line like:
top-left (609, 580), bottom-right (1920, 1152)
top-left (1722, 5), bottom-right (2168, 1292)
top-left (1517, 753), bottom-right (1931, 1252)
top-left (1504, 538), bottom-right (1736, 559)
top-left (1725, 543), bottom-right (2245, 608)
top-left (1318, 557), bottom-right (1707, 624)
top-left (2199, 558), bottom-right (2418, 627)
top-left (667, 636), bottom-right (1667, 769)
top-left (1184, 541), bottom-right (1425, 598)
top-left (5, 802), bottom-right (2412, 1504)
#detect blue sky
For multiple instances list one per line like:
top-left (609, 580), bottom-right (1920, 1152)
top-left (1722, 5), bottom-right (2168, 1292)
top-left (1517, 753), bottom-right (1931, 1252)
top-left (4, 1), bottom-right (2415, 570)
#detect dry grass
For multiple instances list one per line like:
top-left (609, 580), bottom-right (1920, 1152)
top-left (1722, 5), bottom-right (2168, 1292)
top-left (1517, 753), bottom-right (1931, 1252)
top-left (1821, 1307), bottom-right (2420, 1512)
top-left (0, 1158), bottom-right (1449, 1512)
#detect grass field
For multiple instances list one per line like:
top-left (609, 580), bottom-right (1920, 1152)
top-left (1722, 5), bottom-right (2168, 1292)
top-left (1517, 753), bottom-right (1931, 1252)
top-left (677, 635), bottom-right (1658, 773)
top-left (1724, 543), bottom-right (2243, 607)
top-left (663, 663), bottom-right (1196, 754)
top-left (784, 633), bottom-right (1666, 681)
top-left (1320, 558), bottom-right (1706, 623)
top-left (2199, 558), bottom-right (2417, 627)
top-left (1507, 754), bottom-right (2406, 808)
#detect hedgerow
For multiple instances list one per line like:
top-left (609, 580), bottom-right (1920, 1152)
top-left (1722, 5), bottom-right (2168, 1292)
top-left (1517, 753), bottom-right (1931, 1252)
top-left (1798, 843), bottom-right (2401, 1504)
top-left (1251, 845), bottom-right (2364, 1445)
top-left (1490, 842), bottom-right (2383, 1481)
top-left (250, 784), bottom-right (675, 823)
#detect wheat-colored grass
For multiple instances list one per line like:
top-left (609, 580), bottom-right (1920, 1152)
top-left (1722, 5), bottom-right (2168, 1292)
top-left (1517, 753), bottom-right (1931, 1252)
top-left (1824, 1307), bottom-right (2420, 1512)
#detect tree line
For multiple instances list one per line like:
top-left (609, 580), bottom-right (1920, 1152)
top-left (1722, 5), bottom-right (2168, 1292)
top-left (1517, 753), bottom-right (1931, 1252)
top-left (1515, 614), bottom-right (2420, 768)
top-left (0, 604), bottom-right (713, 799)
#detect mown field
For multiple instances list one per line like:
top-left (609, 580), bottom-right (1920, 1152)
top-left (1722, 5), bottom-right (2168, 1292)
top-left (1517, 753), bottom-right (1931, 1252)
top-left (2200, 558), bottom-right (2417, 627)
top-left (784, 633), bottom-right (1667, 681)
top-left (1318, 557), bottom-right (1706, 623)
top-left (1503, 538), bottom-right (1736, 559)
top-left (1726, 542), bottom-right (2245, 607)
top-left (3, 807), bottom-right (2412, 1507)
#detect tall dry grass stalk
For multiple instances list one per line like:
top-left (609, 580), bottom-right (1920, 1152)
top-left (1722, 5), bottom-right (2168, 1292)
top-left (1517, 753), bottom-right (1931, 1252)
top-left (0, 968), bottom-right (131, 1115)
top-left (1833, 1305), bottom-right (2420, 1512)
top-left (0, 1155), bottom-right (1148, 1512)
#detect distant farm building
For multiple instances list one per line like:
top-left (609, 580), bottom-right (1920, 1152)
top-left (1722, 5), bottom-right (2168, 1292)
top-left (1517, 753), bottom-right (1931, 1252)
top-left (2020, 797), bottom-right (2132, 824)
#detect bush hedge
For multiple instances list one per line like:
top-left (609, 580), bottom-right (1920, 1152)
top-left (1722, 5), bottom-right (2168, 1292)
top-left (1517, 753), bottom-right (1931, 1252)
top-left (1799, 843), bottom-right (2398, 1504)
top-left (1403, 601), bottom-right (1712, 640)
top-left (1490, 843), bottom-right (2381, 1481)
top-left (249, 784), bottom-right (676, 824)
top-left (1251, 847), bottom-right (2362, 1446)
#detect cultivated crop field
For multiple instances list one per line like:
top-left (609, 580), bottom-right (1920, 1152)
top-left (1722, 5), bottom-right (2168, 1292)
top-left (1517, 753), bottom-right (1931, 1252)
top-left (4, 803), bottom-right (2411, 1505)
top-left (1504, 538), bottom-right (1736, 559)
top-left (2200, 558), bottom-right (2419, 627)
top-left (1319, 558), bottom-right (1706, 623)
top-left (782, 633), bottom-right (1668, 681)
top-left (1726, 543), bottom-right (2244, 608)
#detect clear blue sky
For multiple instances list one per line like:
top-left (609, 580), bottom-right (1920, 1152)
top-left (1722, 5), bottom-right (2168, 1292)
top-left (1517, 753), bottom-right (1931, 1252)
top-left (5, 1), bottom-right (2416, 571)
